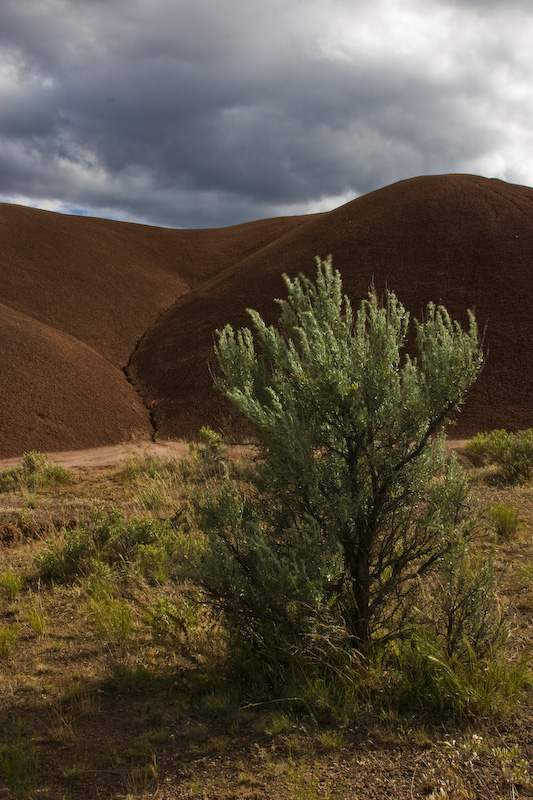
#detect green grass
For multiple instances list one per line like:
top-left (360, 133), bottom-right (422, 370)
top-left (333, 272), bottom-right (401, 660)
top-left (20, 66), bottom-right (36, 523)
top-left (489, 503), bottom-right (520, 540)
top-left (0, 624), bottom-right (19, 659)
top-left (0, 718), bottom-right (38, 800)
top-left (0, 570), bottom-right (25, 598)
top-left (86, 596), bottom-right (134, 645)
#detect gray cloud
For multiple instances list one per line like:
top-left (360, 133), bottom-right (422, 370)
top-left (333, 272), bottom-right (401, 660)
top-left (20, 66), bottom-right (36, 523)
top-left (1, 0), bottom-right (533, 227)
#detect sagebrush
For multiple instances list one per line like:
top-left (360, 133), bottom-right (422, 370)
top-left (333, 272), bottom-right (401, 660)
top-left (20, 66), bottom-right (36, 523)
top-left (190, 258), bottom-right (494, 681)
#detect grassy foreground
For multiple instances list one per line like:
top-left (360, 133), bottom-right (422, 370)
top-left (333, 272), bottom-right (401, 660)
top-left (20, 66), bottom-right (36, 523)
top-left (0, 443), bottom-right (532, 799)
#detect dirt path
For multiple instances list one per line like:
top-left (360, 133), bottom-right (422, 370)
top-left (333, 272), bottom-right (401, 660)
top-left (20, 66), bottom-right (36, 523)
top-left (0, 439), bottom-right (193, 473)
top-left (0, 438), bottom-right (471, 474)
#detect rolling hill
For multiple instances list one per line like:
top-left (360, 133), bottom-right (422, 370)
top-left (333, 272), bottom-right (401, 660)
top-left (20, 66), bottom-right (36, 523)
top-left (1, 174), bottom-right (531, 457)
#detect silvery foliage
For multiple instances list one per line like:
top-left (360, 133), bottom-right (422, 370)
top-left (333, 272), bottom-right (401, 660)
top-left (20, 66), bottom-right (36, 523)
top-left (193, 257), bottom-right (484, 656)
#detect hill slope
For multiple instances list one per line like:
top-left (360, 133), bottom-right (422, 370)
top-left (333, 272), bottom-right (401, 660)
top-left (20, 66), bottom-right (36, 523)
top-left (0, 303), bottom-right (150, 455)
top-left (1, 174), bottom-right (532, 456)
top-left (130, 174), bottom-right (533, 439)
top-left (0, 204), bottom-right (308, 455)
top-left (0, 203), bottom-right (308, 366)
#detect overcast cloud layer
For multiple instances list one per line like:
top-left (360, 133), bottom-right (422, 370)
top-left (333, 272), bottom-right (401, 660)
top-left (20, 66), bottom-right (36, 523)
top-left (1, 0), bottom-right (533, 228)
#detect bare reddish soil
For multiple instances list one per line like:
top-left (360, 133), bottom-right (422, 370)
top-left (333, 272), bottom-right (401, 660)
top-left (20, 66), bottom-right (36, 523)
top-left (1, 174), bottom-right (532, 458)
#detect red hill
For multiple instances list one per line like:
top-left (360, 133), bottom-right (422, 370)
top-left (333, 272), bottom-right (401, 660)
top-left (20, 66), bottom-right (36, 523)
top-left (1, 174), bottom-right (531, 456)
top-left (130, 174), bottom-right (533, 440)
top-left (0, 203), bottom-right (306, 456)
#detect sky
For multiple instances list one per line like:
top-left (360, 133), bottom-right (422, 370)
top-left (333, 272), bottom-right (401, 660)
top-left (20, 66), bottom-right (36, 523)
top-left (1, 0), bottom-right (533, 229)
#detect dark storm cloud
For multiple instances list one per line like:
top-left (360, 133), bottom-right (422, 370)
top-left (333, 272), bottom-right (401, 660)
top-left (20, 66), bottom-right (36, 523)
top-left (1, 0), bottom-right (533, 227)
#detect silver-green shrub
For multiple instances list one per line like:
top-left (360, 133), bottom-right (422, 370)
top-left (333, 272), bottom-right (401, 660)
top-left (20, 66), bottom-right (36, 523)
top-left (192, 257), bottom-right (485, 667)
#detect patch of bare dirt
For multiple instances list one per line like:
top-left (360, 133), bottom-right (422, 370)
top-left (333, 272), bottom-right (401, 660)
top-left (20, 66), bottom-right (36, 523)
top-left (0, 439), bottom-right (189, 474)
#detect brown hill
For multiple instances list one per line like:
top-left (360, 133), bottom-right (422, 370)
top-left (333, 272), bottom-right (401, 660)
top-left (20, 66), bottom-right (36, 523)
top-left (0, 203), bottom-right (308, 456)
top-left (0, 303), bottom-right (150, 456)
top-left (1, 174), bottom-right (531, 457)
top-left (0, 203), bottom-right (308, 366)
top-left (130, 174), bottom-right (533, 440)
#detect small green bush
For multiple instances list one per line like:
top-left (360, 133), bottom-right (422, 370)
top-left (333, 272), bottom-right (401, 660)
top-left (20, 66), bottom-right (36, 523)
top-left (34, 529), bottom-right (93, 581)
top-left (0, 451), bottom-right (72, 493)
top-left (138, 543), bottom-right (169, 584)
top-left (423, 533), bottom-right (505, 660)
top-left (198, 426), bottom-right (224, 457)
top-left (466, 429), bottom-right (533, 483)
top-left (20, 451), bottom-right (47, 474)
top-left (33, 509), bottom-right (191, 583)
top-left (39, 464), bottom-right (73, 486)
top-left (188, 426), bottom-right (228, 479)
top-left (0, 468), bottom-right (18, 492)
top-left (21, 451), bottom-right (72, 488)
